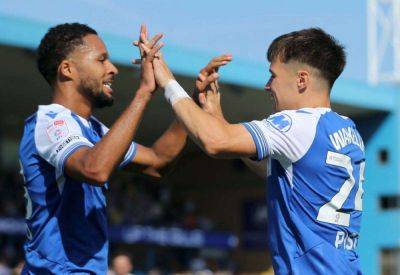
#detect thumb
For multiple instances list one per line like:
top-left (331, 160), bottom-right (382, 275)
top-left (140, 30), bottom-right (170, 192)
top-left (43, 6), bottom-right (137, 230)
top-left (198, 92), bottom-right (206, 107)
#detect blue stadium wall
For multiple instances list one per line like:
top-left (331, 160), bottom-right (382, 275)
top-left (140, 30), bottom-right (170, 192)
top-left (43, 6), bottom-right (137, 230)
top-left (358, 110), bottom-right (400, 274)
top-left (1, 14), bottom-right (399, 275)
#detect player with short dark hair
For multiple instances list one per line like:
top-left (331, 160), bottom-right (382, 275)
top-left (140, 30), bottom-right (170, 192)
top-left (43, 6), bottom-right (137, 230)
top-left (37, 23), bottom-right (98, 86)
top-left (267, 28), bottom-right (346, 88)
top-left (19, 23), bottom-right (195, 274)
top-left (146, 28), bottom-right (365, 274)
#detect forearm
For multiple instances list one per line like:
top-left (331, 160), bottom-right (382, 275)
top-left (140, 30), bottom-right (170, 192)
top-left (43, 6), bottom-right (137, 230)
top-left (150, 120), bottom-right (187, 168)
top-left (172, 98), bottom-right (231, 156)
top-left (153, 57), bottom-right (245, 158)
top-left (84, 90), bottom-right (151, 177)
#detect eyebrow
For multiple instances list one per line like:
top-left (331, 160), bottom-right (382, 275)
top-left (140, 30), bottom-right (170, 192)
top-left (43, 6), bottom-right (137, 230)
top-left (269, 69), bottom-right (276, 75)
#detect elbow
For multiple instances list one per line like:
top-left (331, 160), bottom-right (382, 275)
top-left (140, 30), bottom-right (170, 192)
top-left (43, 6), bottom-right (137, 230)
top-left (203, 144), bottom-right (219, 158)
top-left (82, 166), bottom-right (110, 186)
top-left (202, 138), bottom-right (226, 158)
top-left (198, 127), bottom-right (231, 158)
top-left (142, 167), bottom-right (162, 178)
top-left (91, 172), bottom-right (109, 186)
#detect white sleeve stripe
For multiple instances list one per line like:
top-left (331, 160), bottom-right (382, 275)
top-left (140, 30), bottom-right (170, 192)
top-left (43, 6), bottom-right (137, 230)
top-left (119, 143), bottom-right (138, 168)
top-left (58, 142), bottom-right (93, 174)
top-left (242, 123), bottom-right (269, 161)
top-left (250, 123), bottom-right (269, 159)
top-left (243, 123), bottom-right (265, 159)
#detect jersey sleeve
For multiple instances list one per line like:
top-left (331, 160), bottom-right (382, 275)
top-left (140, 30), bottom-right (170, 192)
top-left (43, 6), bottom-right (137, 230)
top-left (98, 122), bottom-right (138, 168)
top-left (242, 110), bottom-right (319, 164)
top-left (34, 114), bottom-right (93, 175)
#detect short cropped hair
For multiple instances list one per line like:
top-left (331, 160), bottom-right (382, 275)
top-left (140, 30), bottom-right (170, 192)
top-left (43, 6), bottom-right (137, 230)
top-left (37, 23), bottom-right (97, 86)
top-left (267, 28), bottom-right (346, 88)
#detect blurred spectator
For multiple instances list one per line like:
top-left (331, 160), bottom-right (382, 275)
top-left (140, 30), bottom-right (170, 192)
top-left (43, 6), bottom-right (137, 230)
top-left (189, 257), bottom-right (212, 274)
top-left (148, 267), bottom-right (162, 275)
top-left (0, 260), bottom-right (11, 275)
top-left (108, 253), bottom-right (134, 275)
top-left (12, 261), bottom-right (24, 275)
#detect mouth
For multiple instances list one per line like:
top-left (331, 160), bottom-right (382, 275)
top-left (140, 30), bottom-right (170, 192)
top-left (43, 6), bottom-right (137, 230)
top-left (268, 90), bottom-right (275, 101)
top-left (269, 91), bottom-right (277, 111)
top-left (102, 80), bottom-right (113, 94)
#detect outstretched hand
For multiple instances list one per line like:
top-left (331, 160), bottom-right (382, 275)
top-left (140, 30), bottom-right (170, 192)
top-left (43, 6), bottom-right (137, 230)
top-left (132, 25), bottom-right (164, 95)
top-left (195, 55), bottom-right (232, 122)
top-left (197, 79), bottom-right (227, 123)
top-left (133, 25), bottom-right (176, 89)
top-left (138, 43), bottom-right (175, 88)
top-left (195, 54), bottom-right (232, 93)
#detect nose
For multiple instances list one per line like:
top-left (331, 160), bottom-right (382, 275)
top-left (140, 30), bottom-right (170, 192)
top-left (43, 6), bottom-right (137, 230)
top-left (107, 60), bottom-right (119, 75)
top-left (264, 77), bottom-right (272, 91)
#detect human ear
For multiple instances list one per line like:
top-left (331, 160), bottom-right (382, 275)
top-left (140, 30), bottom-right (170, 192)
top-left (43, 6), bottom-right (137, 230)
top-left (297, 70), bottom-right (309, 92)
top-left (58, 60), bottom-right (75, 81)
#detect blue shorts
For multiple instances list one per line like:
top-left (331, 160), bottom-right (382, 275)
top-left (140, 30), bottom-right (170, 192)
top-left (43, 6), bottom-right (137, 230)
top-left (291, 242), bottom-right (361, 275)
top-left (272, 241), bottom-right (362, 275)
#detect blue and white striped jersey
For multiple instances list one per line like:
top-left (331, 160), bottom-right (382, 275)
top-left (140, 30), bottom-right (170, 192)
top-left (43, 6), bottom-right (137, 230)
top-left (19, 103), bottom-right (137, 274)
top-left (243, 108), bottom-right (365, 275)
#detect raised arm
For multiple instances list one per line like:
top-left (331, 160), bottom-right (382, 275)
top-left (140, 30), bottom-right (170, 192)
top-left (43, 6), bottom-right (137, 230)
top-left (128, 56), bottom-right (234, 176)
top-left (131, 56), bottom-right (235, 176)
top-left (118, 26), bottom-right (188, 178)
top-left (65, 27), bottom-right (163, 185)
top-left (195, 56), bottom-right (267, 179)
top-left (148, 53), bottom-right (256, 159)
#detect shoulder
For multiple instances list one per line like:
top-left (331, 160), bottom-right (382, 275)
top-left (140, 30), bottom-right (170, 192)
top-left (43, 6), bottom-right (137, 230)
top-left (22, 113), bottom-right (38, 135)
top-left (21, 104), bottom-right (72, 139)
top-left (35, 104), bottom-right (81, 144)
top-left (318, 109), bottom-right (358, 129)
top-left (36, 104), bottom-right (72, 122)
top-left (265, 108), bottom-right (329, 162)
top-left (265, 108), bottom-right (325, 134)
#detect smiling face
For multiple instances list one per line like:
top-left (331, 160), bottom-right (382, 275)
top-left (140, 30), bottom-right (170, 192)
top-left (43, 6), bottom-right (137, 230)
top-left (264, 60), bottom-right (300, 113)
top-left (69, 34), bottom-right (119, 108)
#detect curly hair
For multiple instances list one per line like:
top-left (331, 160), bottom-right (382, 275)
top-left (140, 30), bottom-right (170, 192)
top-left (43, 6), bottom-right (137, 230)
top-left (37, 23), bottom-right (97, 86)
top-left (267, 28), bottom-right (346, 88)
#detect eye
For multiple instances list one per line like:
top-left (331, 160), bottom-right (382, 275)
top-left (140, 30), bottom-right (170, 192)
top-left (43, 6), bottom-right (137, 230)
top-left (268, 72), bottom-right (275, 79)
top-left (98, 56), bottom-right (107, 62)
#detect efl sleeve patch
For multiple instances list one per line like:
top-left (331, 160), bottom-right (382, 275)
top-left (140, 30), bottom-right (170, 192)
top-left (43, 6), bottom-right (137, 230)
top-left (46, 119), bottom-right (70, 143)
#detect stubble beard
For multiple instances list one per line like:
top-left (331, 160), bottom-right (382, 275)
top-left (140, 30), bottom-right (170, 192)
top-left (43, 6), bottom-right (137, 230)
top-left (79, 77), bottom-right (114, 109)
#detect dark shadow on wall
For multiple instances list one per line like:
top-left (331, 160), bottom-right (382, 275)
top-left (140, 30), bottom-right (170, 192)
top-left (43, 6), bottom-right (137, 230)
top-left (352, 111), bottom-right (389, 145)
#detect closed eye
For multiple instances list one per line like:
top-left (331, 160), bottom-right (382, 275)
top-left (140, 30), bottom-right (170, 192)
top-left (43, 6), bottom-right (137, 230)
top-left (98, 53), bottom-right (109, 63)
top-left (269, 69), bottom-right (276, 79)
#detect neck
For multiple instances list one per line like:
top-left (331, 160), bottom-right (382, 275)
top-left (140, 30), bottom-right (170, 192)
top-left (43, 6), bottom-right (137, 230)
top-left (52, 83), bottom-right (93, 119)
top-left (296, 87), bottom-right (331, 109)
top-left (296, 98), bottom-right (331, 109)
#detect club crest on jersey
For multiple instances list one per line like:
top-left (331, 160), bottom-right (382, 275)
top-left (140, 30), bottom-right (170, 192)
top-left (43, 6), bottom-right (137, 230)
top-left (46, 119), bottom-right (69, 143)
top-left (267, 113), bottom-right (292, 132)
